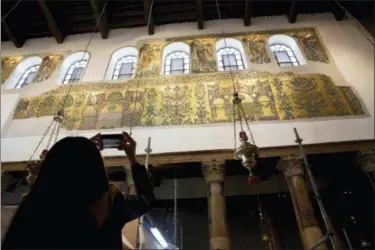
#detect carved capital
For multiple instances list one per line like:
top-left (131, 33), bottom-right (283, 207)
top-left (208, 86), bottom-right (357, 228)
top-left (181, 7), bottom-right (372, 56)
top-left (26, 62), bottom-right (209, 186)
top-left (277, 156), bottom-right (304, 178)
top-left (358, 149), bottom-right (375, 173)
top-left (202, 160), bottom-right (225, 183)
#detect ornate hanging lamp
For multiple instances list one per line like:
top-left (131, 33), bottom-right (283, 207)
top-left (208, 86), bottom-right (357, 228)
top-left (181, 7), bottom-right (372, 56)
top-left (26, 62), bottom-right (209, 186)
top-left (232, 91), bottom-right (260, 184)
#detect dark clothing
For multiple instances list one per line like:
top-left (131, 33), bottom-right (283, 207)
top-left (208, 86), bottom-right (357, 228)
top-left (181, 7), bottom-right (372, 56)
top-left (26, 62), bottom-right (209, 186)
top-left (2, 161), bottom-right (155, 250)
top-left (95, 163), bottom-right (155, 249)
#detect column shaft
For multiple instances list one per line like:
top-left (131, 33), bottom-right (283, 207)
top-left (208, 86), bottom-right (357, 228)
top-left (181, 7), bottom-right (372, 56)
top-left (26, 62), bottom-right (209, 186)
top-left (277, 156), bottom-right (327, 250)
top-left (202, 160), bottom-right (230, 250)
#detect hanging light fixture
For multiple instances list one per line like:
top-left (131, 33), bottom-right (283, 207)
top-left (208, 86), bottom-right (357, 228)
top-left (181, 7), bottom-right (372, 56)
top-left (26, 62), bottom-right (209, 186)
top-left (232, 91), bottom-right (260, 184)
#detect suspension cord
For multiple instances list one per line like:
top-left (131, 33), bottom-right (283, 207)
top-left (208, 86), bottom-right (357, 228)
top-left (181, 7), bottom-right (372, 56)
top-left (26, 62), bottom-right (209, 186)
top-left (1, 0), bottom-right (23, 23)
top-left (25, 2), bottom-right (108, 165)
top-left (129, 0), bottom-right (154, 136)
top-left (214, 0), bottom-right (256, 148)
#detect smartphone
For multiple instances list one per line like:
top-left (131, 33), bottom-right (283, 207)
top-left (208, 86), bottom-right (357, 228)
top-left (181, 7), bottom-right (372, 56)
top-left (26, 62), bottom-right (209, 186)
top-left (101, 134), bottom-right (123, 149)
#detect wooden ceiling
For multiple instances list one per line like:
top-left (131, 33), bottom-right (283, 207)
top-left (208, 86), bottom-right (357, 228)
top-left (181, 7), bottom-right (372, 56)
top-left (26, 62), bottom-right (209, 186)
top-left (1, 0), bottom-right (374, 48)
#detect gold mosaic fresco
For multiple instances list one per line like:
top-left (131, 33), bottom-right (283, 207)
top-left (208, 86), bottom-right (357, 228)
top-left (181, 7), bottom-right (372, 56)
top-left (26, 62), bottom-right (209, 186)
top-left (1, 56), bottom-right (24, 84)
top-left (1, 53), bottom-right (65, 85)
top-left (13, 71), bottom-right (364, 130)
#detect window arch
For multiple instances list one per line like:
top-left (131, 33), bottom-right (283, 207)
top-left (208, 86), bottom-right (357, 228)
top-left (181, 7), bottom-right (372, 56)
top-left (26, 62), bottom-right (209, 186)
top-left (3, 56), bottom-right (43, 89)
top-left (15, 65), bottom-right (40, 88)
top-left (105, 47), bottom-right (138, 80)
top-left (161, 42), bottom-right (190, 75)
top-left (63, 60), bottom-right (87, 84)
top-left (57, 52), bottom-right (90, 84)
top-left (270, 44), bottom-right (299, 67)
top-left (268, 35), bottom-right (306, 66)
top-left (112, 56), bottom-right (137, 80)
top-left (215, 38), bottom-right (248, 71)
top-left (164, 51), bottom-right (189, 75)
top-left (216, 47), bottom-right (244, 71)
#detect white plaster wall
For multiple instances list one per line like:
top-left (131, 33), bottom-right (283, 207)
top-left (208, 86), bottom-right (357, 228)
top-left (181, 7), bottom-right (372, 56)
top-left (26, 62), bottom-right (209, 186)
top-left (1, 93), bottom-right (20, 132)
top-left (1, 13), bottom-right (374, 162)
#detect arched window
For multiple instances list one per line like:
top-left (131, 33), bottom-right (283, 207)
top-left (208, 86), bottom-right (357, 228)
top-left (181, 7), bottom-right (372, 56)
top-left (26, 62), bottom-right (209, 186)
top-left (105, 47), bottom-right (138, 80)
top-left (57, 51), bottom-right (90, 84)
top-left (270, 44), bottom-right (299, 67)
top-left (3, 56), bottom-right (43, 89)
top-left (15, 65), bottom-right (40, 88)
top-left (164, 51), bottom-right (189, 75)
top-left (215, 38), bottom-right (248, 71)
top-left (268, 35), bottom-right (307, 67)
top-left (112, 56), bottom-right (137, 80)
top-left (217, 47), bottom-right (244, 71)
top-left (161, 42), bottom-right (190, 75)
top-left (62, 60), bottom-right (88, 84)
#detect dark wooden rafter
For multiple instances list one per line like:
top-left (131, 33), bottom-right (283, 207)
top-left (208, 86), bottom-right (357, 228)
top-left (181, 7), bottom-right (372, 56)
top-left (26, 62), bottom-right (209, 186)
top-left (2, 20), bottom-right (25, 48)
top-left (89, 0), bottom-right (109, 39)
top-left (2, 2), bottom-right (29, 48)
top-left (143, 0), bottom-right (155, 35)
top-left (288, 0), bottom-right (298, 23)
top-left (243, 0), bottom-right (251, 26)
top-left (37, 0), bottom-right (65, 43)
top-left (197, 0), bottom-right (204, 30)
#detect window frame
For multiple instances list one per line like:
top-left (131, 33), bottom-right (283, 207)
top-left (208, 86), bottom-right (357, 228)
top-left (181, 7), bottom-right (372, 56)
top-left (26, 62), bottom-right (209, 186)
top-left (164, 51), bottom-right (190, 75)
top-left (62, 60), bottom-right (88, 84)
top-left (15, 65), bottom-right (40, 89)
top-left (216, 47), bottom-right (244, 71)
top-left (112, 55), bottom-right (137, 80)
top-left (269, 44), bottom-right (300, 67)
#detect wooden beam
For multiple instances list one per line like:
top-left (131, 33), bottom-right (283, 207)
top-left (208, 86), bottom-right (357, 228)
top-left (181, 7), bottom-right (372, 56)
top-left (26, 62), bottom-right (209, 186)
top-left (143, 0), bottom-right (155, 35)
top-left (89, 0), bottom-right (109, 39)
top-left (2, 20), bottom-right (25, 48)
top-left (197, 0), bottom-right (204, 30)
top-left (37, 0), bottom-right (65, 43)
top-left (243, 0), bottom-right (251, 26)
top-left (288, 0), bottom-right (298, 23)
top-left (2, 140), bottom-right (374, 172)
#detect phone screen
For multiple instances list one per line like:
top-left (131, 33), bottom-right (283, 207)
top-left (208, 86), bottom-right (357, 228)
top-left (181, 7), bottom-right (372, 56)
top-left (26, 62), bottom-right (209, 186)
top-left (101, 134), bottom-right (122, 149)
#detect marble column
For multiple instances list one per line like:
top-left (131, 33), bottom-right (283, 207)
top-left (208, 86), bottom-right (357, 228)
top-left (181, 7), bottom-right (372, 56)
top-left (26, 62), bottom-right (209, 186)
top-left (358, 149), bottom-right (375, 183)
top-left (202, 160), bottom-right (230, 250)
top-left (277, 156), bottom-right (327, 250)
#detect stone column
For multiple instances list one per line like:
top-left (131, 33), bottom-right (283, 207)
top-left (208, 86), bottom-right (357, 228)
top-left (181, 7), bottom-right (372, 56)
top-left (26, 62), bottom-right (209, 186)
top-left (358, 149), bottom-right (375, 183)
top-left (277, 156), bottom-right (327, 250)
top-left (202, 160), bottom-right (230, 250)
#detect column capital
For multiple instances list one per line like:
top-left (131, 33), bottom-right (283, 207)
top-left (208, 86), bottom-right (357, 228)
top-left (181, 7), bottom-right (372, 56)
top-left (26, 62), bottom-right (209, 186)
top-left (202, 160), bottom-right (225, 183)
top-left (358, 149), bottom-right (375, 173)
top-left (276, 155), bottom-right (304, 178)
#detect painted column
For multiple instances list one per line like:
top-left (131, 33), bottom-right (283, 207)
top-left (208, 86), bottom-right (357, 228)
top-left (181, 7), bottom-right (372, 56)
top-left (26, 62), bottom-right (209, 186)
top-left (202, 160), bottom-right (230, 250)
top-left (277, 156), bottom-right (327, 250)
top-left (358, 149), bottom-right (375, 183)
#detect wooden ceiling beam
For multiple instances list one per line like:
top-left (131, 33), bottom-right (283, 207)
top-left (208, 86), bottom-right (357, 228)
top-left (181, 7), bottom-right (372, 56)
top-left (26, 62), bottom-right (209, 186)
top-left (37, 0), bottom-right (65, 43)
top-left (89, 0), bottom-right (109, 39)
top-left (143, 0), bottom-right (155, 35)
top-left (2, 20), bottom-right (25, 48)
top-left (2, 2), bottom-right (29, 48)
top-left (197, 0), bottom-right (204, 30)
top-left (243, 0), bottom-right (251, 26)
top-left (288, 0), bottom-right (298, 23)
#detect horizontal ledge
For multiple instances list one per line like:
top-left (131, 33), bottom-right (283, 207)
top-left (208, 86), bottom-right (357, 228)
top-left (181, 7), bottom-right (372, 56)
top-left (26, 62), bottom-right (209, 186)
top-left (2, 139), bottom-right (373, 172)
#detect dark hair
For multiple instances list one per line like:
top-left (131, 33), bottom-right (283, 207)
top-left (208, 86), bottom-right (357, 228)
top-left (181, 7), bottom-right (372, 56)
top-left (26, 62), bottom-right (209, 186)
top-left (2, 137), bottom-right (109, 249)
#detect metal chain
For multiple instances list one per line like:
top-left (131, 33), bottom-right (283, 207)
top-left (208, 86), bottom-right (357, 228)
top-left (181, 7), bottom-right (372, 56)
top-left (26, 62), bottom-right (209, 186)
top-left (129, 0), bottom-right (154, 136)
top-left (24, 2), bottom-right (108, 166)
top-left (239, 103), bottom-right (256, 145)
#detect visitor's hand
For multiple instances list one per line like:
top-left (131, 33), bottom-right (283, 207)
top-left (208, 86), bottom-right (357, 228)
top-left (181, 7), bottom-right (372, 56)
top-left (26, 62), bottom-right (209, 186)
top-left (119, 132), bottom-right (137, 164)
top-left (90, 133), bottom-right (103, 151)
